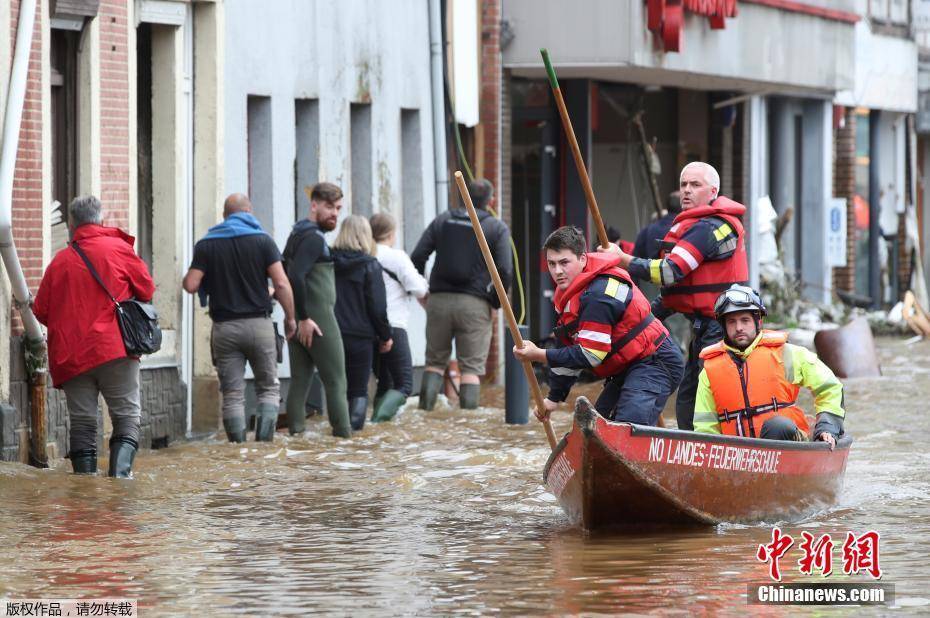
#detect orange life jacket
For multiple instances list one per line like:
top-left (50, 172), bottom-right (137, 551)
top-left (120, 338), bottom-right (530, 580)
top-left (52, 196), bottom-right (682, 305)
top-left (699, 330), bottom-right (810, 438)
top-left (553, 252), bottom-right (668, 378)
top-left (659, 196), bottom-right (749, 316)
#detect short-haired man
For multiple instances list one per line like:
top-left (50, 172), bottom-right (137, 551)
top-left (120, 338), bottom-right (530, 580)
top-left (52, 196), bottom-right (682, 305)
top-left (411, 178), bottom-right (513, 410)
top-left (513, 226), bottom-right (684, 425)
top-left (282, 182), bottom-right (351, 438)
top-left (34, 195), bottom-right (155, 477)
top-left (183, 193), bottom-right (296, 443)
top-left (694, 285), bottom-right (845, 448)
top-left (614, 162), bottom-right (749, 430)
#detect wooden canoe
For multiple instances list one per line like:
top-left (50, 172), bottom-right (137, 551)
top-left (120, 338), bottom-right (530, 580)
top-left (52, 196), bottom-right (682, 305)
top-left (543, 397), bottom-right (852, 529)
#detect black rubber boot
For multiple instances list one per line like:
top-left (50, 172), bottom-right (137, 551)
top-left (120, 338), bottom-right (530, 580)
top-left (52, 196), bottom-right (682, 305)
top-left (459, 384), bottom-right (480, 409)
top-left (349, 397), bottom-right (368, 431)
top-left (223, 417), bottom-right (246, 443)
top-left (70, 449), bottom-right (97, 475)
top-left (372, 389), bottom-right (407, 423)
top-left (108, 437), bottom-right (138, 479)
top-left (254, 403), bottom-right (278, 442)
top-left (418, 371), bottom-right (443, 411)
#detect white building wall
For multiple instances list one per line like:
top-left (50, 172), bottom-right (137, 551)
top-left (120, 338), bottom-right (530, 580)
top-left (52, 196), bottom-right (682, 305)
top-left (224, 0), bottom-right (437, 369)
top-left (835, 0), bottom-right (918, 113)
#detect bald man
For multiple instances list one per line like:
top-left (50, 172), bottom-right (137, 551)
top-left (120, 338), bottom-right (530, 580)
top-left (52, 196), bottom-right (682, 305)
top-left (183, 193), bottom-right (296, 442)
top-left (613, 162), bottom-right (749, 430)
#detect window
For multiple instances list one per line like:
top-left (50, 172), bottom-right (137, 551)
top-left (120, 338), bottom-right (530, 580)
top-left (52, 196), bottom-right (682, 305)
top-left (247, 95), bottom-right (274, 231)
top-left (401, 109), bottom-right (424, 253)
top-left (350, 103), bottom-right (372, 216)
top-left (50, 27), bottom-right (80, 253)
top-left (294, 98), bottom-right (319, 220)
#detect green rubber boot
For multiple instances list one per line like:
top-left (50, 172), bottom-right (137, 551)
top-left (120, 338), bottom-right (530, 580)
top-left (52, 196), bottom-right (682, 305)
top-left (70, 449), bottom-right (97, 475)
top-left (371, 389), bottom-right (407, 423)
top-left (459, 383), bottom-right (480, 409)
top-left (108, 437), bottom-right (138, 479)
top-left (223, 417), bottom-right (246, 443)
top-left (255, 402), bottom-right (279, 442)
top-left (418, 371), bottom-right (443, 411)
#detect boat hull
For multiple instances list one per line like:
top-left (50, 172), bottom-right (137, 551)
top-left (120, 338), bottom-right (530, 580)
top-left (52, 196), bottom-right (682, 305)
top-left (543, 397), bottom-right (852, 529)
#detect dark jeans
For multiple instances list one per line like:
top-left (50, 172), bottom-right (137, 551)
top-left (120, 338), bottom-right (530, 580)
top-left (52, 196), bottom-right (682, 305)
top-left (343, 335), bottom-right (375, 400)
top-left (595, 337), bottom-right (685, 425)
top-left (375, 327), bottom-right (413, 397)
top-left (760, 415), bottom-right (806, 441)
top-left (676, 317), bottom-right (724, 430)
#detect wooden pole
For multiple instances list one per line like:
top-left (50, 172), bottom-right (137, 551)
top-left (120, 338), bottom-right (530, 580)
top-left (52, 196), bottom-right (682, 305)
top-left (540, 48), bottom-right (610, 251)
top-left (454, 172), bottom-right (557, 450)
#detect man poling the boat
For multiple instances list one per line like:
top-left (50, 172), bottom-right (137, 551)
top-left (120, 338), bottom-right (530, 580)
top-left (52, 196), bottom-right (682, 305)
top-left (612, 162), bottom-right (749, 432)
top-left (693, 285), bottom-right (846, 448)
top-left (512, 226), bottom-right (684, 426)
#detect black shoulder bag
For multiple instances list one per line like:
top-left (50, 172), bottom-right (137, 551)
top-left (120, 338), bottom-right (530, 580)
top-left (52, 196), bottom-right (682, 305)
top-left (72, 242), bottom-right (163, 356)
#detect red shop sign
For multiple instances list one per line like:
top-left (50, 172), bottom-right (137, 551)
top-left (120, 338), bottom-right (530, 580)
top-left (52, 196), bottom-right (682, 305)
top-left (647, 0), bottom-right (738, 52)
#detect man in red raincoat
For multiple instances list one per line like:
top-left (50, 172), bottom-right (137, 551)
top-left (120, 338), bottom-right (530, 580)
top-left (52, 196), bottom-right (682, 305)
top-left (33, 195), bottom-right (155, 478)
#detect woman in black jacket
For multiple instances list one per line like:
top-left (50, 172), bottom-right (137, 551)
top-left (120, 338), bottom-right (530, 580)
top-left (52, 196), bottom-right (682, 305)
top-left (332, 215), bottom-right (393, 430)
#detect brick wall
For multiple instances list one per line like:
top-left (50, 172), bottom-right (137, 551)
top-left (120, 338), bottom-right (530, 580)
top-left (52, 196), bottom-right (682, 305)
top-left (98, 0), bottom-right (131, 229)
top-left (832, 107), bottom-right (856, 293)
top-left (9, 0), bottom-right (45, 336)
top-left (480, 0), bottom-right (503, 383)
top-left (3, 338), bottom-right (187, 461)
top-left (480, 0), bottom-right (501, 205)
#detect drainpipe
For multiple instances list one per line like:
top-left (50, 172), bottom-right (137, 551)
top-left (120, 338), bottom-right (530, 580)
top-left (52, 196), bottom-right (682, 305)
top-left (428, 0), bottom-right (449, 214)
top-left (0, 0), bottom-right (48, 467)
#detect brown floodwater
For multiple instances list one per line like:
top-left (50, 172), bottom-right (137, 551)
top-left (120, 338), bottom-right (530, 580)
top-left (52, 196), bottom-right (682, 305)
top-left (1, 337), bottom-right (929, 615)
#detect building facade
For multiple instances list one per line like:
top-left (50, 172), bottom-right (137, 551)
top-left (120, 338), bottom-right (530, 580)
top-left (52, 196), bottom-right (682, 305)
top-left (0, 0), bottom-right (442, 462)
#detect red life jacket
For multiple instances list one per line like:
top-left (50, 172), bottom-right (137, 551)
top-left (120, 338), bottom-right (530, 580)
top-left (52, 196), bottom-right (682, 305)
top-left (699, 330), bottom-right (810, 438)
top-left (659, 196), bottom-right (749, 316)
top-left (553, 252), bottom-right (668, 378)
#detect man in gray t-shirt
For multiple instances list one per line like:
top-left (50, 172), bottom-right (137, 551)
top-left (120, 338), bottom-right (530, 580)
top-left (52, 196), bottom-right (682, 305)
top-left (183, 193), bottom-right (296, 442)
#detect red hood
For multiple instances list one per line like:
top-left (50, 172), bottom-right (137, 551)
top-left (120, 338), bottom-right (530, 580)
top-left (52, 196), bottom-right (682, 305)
top-left (675, 195), bottom-right (746, 224)
top-left (72, 223), bottom-right (137, 247)
top-left (553, 252), bottom-right (621, 312)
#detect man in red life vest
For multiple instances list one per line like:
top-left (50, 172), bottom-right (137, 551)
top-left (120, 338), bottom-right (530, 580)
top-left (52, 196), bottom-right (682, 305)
top-left (613, 162), bottom-right (749, 431)
top-left (693, 285), bottom-right (846, 448)
top-left (513, 226), bottom-right (684, 425)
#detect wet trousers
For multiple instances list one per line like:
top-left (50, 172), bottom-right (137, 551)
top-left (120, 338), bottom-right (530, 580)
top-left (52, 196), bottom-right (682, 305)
top-left (375, 327), bottom-right (413, 397)
top-left (62, 357), bottom-right (141, 453)
top-left (676, 317), bottom-right (724, 430)
top-left (594, 337), bottom-right (685, 426)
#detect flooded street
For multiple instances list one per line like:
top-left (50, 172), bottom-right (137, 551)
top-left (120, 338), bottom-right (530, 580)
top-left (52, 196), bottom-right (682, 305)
top-left (2, 336), bottom-right (929, 615)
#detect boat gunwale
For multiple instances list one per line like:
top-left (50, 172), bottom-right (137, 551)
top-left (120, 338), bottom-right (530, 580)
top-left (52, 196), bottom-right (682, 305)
top-left (625, 423), bottom-right (854, 452)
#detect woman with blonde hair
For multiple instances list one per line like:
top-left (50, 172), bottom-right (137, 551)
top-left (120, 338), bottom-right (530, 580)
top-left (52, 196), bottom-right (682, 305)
top-left (332, 215), bottom-right (392, 430)
top-left (369, 212), bottom-right (428, 422)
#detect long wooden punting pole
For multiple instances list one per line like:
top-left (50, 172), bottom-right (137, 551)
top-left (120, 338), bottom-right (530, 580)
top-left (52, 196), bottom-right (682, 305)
top-left (540, 48), bottom-right (610, 251)
top-left (454, 172), bottom-right (557, 450)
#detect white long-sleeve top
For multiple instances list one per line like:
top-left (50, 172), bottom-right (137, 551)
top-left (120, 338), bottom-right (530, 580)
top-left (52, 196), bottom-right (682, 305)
top-left (375, 242), bottom-right (428, 329)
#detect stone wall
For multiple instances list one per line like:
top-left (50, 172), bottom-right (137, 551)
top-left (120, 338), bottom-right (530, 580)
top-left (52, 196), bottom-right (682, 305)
top-left (1, 338), bottom-right (187, 462)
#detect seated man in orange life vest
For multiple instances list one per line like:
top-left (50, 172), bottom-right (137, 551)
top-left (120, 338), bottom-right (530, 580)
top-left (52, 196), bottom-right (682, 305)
top-left (513, 226), bottom-right (684, 426)
top-left (693, 285), bottom-right (846, 448)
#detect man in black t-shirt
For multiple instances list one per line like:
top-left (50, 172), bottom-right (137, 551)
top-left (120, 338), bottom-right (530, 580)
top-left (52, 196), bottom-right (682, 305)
top-left (183, 193), bottom-right (296, 443)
